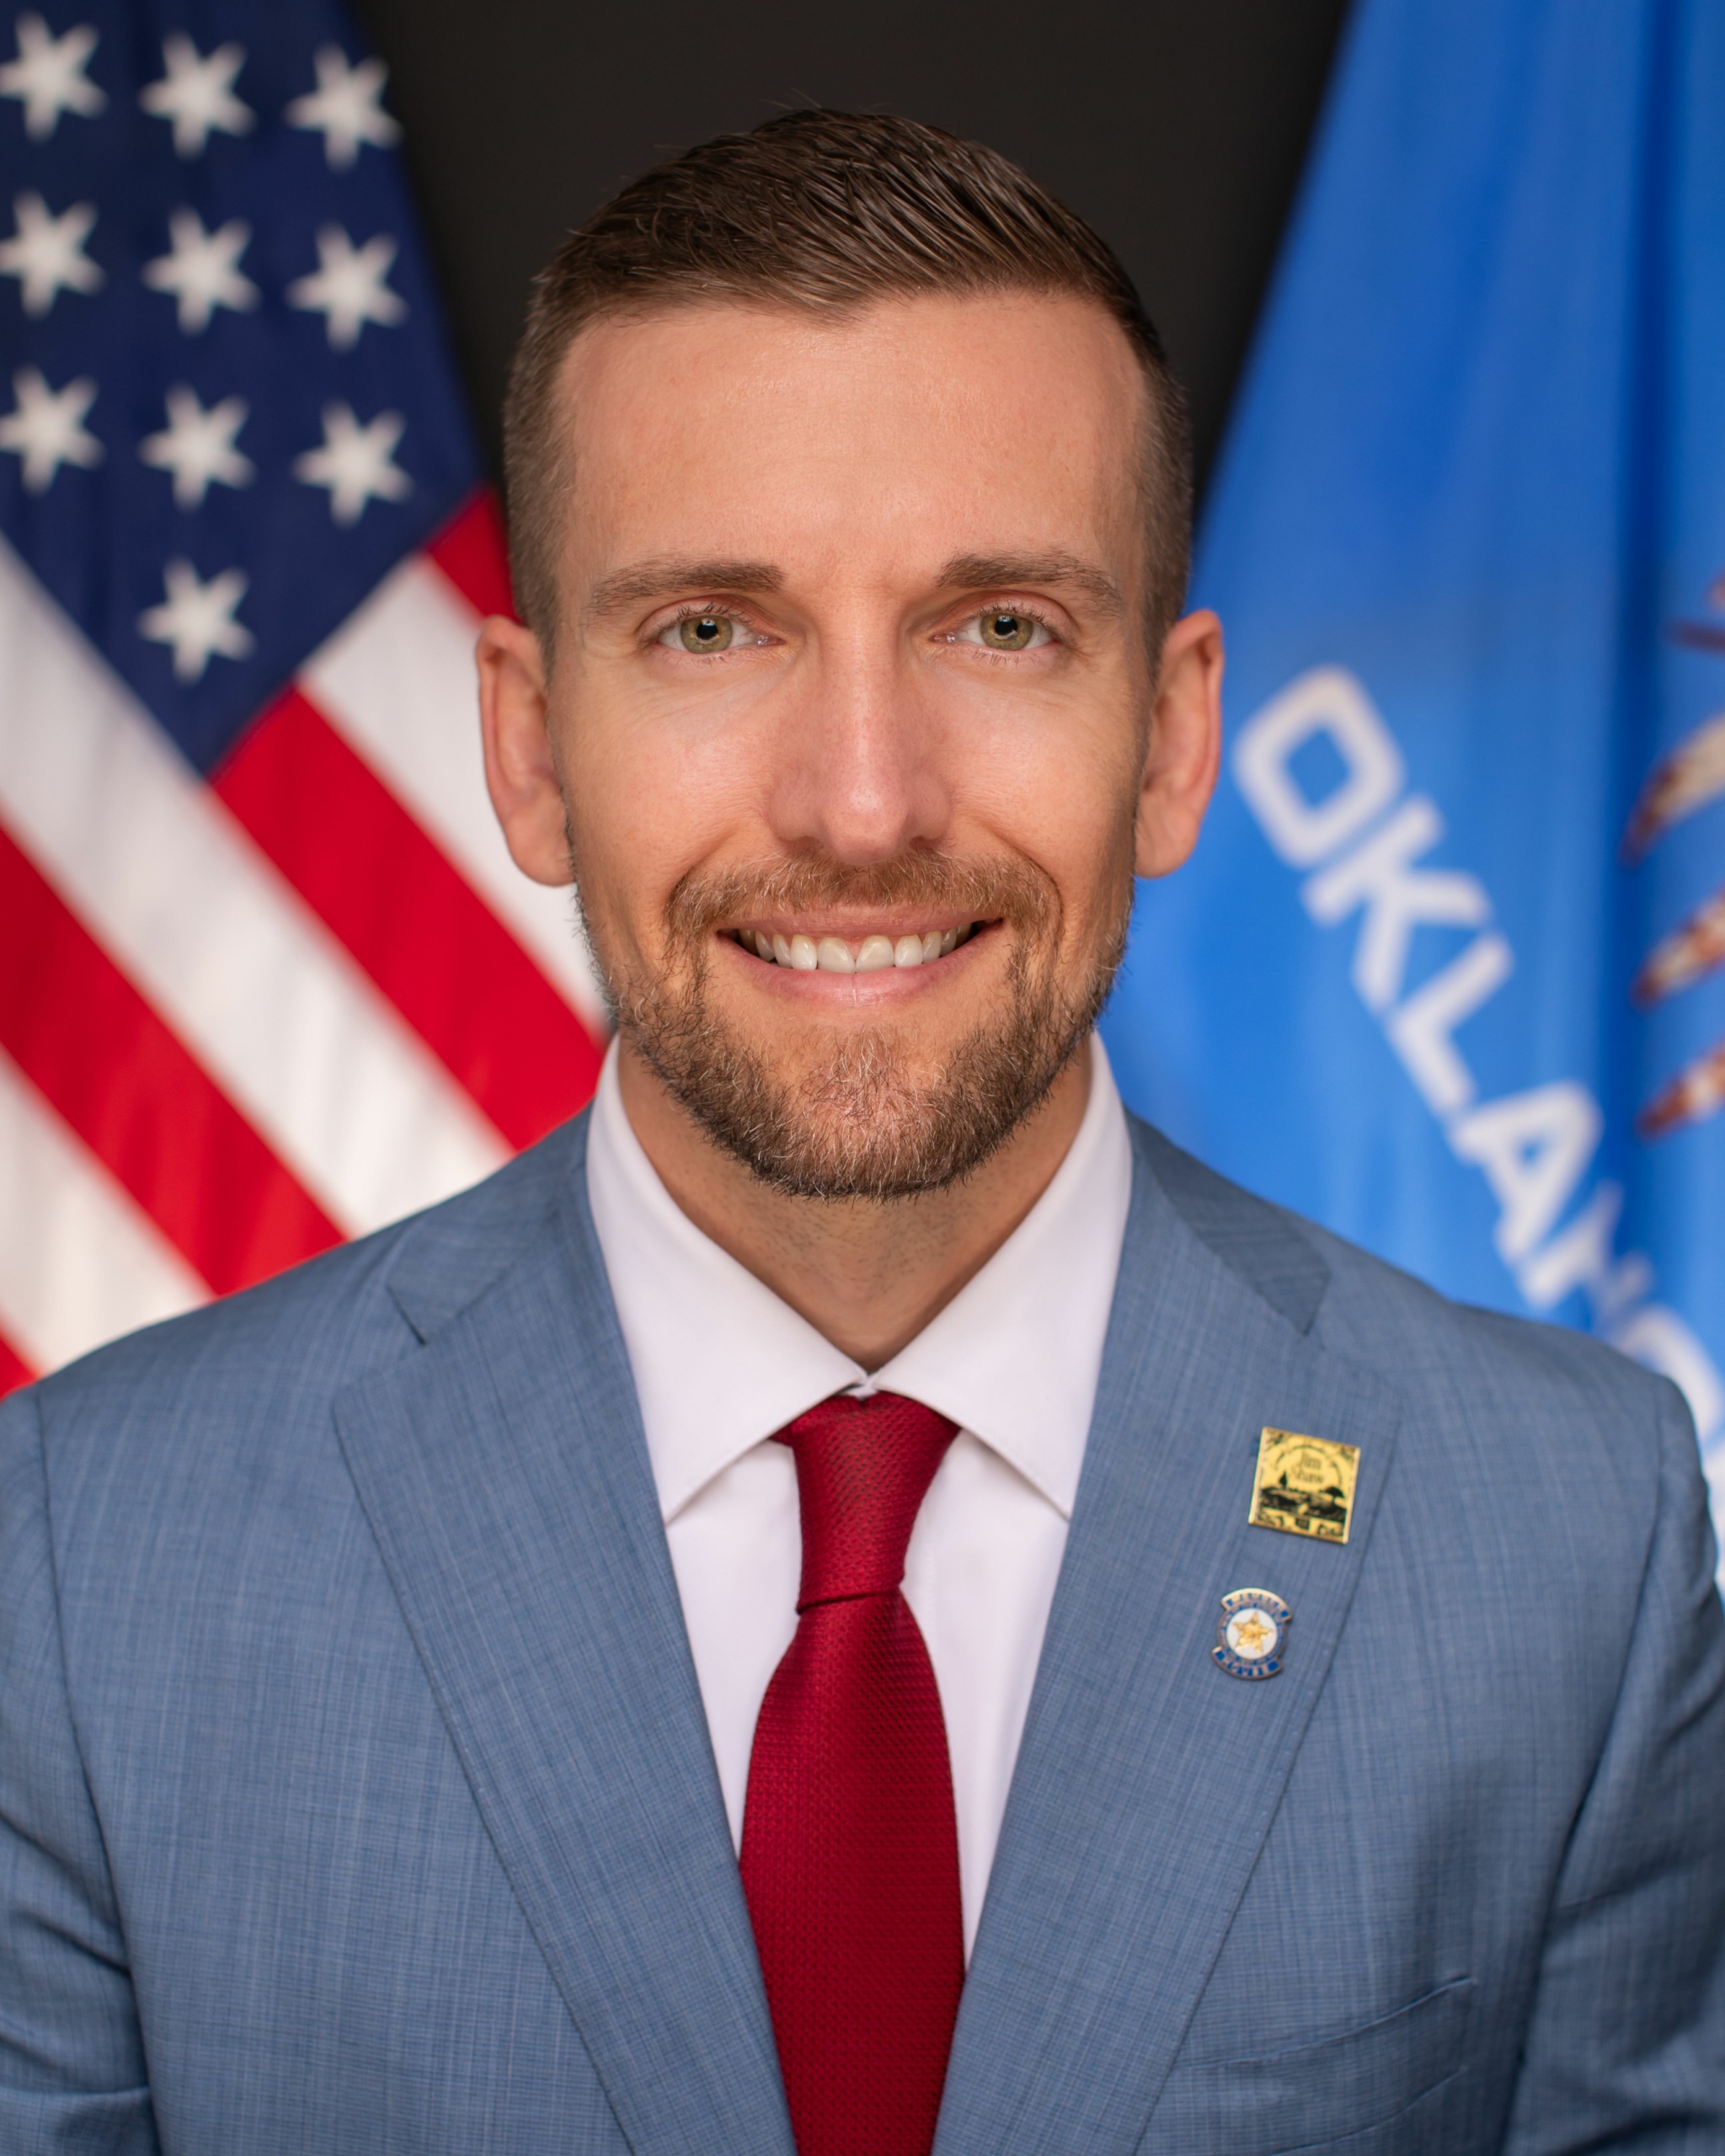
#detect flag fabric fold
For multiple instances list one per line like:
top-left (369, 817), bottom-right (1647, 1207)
top-left (1101, 0), bottom-right (1725, 1558)
top-left (0, 0), bottom-right (606, 1392)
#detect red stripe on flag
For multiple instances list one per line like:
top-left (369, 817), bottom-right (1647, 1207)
top-left (425, 490), bottom-right (516, 621)
top-left (0, 1329), bottom-right (34, 1400)
top-left (214, 689), bottom-right (601, 1150)
top-left (0, 822), bottom-right (342, 1294)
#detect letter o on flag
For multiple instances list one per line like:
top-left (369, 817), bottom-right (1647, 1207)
top-left (1233, 665), bottom-right (1407, 867)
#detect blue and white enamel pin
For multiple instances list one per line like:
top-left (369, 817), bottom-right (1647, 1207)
top-left (1212, 1588), bottom-right (1292, 1680)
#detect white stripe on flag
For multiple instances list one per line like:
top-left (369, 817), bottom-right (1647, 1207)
top-left (300, 554), bottom-right (609, 1029)
top-left (0, 1048), bottom-right (206, 1371)
top-left (0, 537), bottom-right (509, 1235)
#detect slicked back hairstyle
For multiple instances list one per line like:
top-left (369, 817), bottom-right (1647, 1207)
top-left (503, 109), bottom-right (1192, 662)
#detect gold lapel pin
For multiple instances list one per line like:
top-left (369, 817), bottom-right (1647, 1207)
top-left (1249, 1427), bottom-right (1359, 1545)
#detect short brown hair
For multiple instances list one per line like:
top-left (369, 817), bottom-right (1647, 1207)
top-left (503, 108), bottom-right (1191, 658)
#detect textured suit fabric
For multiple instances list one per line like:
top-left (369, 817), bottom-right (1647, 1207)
top-left (3, 1107), bottom-right (1722, 2153)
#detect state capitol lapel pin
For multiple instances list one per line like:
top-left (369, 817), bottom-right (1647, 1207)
top-left (1249, 1426), bottom-right (1359, 1545)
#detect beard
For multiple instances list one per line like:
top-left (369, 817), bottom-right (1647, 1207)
top-left (579, 845), bottom-right (1133, 1202)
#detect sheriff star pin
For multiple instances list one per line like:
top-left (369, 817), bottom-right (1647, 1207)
top-left (1212, 1588), bottom-right (1292, 1679)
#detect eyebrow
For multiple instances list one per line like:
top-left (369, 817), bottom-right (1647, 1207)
top-left (583, 549), bottom-right (1124, 623)
top-left (938, 552), bottom-right (1124, 616)
top-left (585, 558), bottom-right (783, 622)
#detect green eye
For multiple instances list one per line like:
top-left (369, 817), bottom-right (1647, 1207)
top-left (679, 615), bottom-right (734, 653)
top-left (979, 611), bottom-right (1035, 650)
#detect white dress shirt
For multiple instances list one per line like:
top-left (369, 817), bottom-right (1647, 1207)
top-left (585, 1035), bottom-right (1133, 1954)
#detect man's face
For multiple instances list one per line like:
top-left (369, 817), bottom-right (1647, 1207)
top-left (482, 292), bottom-right (1218, 1198)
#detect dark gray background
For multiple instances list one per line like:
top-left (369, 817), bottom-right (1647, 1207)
top-left (350, 0), bottom-right (1354, 494)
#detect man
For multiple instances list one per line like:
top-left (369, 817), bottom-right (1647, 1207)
top-left (3, 109), bottom-right (1722, 2155)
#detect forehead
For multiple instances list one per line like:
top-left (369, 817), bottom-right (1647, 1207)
top-left (551, 292), bottom-right (1148, 579)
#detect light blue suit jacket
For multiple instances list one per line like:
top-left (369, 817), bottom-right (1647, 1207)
top-left (4, 1111), bottom-right (1724, 2153)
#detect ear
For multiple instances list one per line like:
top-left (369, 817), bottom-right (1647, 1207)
top-left (476, 614), bottom-right (574, 889)
top-left (1135, 607), bottom-right (1224, 878)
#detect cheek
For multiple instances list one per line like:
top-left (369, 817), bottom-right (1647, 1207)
top-left (556, 694), bottom-right (758, 941)
top-left (953, 712), bottom-right (1141, 926)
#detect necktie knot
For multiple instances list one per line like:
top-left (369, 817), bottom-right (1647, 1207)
top-left (777, 1391), bottom-right (957, 1609)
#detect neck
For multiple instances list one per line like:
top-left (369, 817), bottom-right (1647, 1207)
top-left (615, 1037), bottom-right (1093, 1369)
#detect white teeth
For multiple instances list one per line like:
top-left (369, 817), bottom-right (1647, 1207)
top-left (742, 924), bottom-right (979, 969)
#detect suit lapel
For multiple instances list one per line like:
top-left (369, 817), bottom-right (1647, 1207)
top-left (938, 1124), bottom-right (1402, 2156)
top-left (334, 1129), bottom-right (792, 2156)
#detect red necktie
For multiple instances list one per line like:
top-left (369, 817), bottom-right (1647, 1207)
top-left (740, 1391), bottom-right (965, 2156)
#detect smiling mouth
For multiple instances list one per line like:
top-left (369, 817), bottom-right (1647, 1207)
top-left (728, 923), bottom-right (982, 974)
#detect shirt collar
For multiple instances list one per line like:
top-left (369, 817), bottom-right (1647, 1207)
top-left (585, 1035), bottom-right (1134, 1525)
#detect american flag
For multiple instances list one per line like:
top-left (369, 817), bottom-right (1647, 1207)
top-left (0, 0), bottom-right (607, 1396)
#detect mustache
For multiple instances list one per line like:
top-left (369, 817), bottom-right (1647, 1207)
top-left (665, 849), bottom-right (1058, 946)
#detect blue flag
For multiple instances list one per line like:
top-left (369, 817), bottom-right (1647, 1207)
top-left (1101, 0), bottom-right (1725, 1558)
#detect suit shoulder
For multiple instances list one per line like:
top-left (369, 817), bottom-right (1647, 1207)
top-left (1303, 1209), bottom-right (1671, 1435)
top-left (24, 1117), bottom-right (588, 1444)
top-left (1130, 1111), bottom-right (1682, 1495)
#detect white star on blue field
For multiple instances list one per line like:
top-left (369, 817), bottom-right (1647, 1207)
top-left (0, 1), bottom-right (478, 772)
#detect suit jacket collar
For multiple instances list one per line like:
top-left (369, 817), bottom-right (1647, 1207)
top-left (936, 1117), bottom-right (1402, 2154)
top-left (336, 1114), bottom-right (793, 2156)
top-left (339, 1110), bottom-right (1398, 2156)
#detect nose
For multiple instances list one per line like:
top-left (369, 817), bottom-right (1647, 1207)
top-left (765, 625), bottom-right (952, 865)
